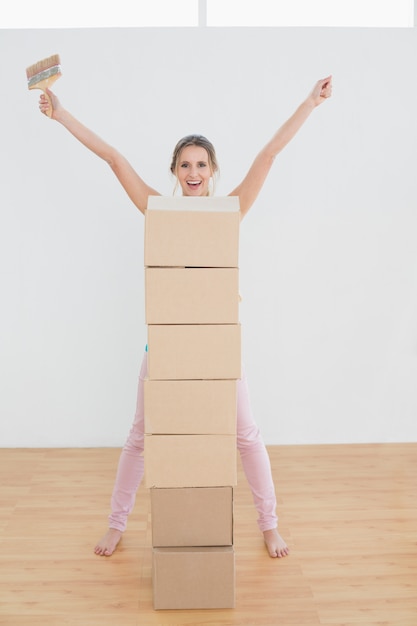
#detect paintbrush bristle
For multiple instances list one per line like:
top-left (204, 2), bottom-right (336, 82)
top-left (26, 54), bottom-right (62, 86)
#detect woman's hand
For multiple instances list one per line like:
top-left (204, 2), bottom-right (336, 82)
top-left (308, 75), bottom-right (333, 107)
top-left (38, 88), bottom-right (62, 119)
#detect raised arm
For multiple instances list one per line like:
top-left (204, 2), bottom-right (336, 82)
top-left (229, 76), bottom-right (332, 218)
top-left (39, 89), bottom-right (160, 214)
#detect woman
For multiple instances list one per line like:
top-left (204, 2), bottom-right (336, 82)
top-left (39, 75), bottom-right (332, 558)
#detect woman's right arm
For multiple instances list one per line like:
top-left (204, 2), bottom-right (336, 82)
top-left (39, 90), bottom-right (160, 214)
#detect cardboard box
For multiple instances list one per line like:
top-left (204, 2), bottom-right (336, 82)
top-left (152, 546), bottom-right (235, 609)
top-left (147, 324), bottom-right (241, 380)
top-left (144, 434), bottom-right (237, 488)
top-left (147, 195), bottom-right (240, 213)
top-left (145, 267), bottom-right (239, 324)
top-left (144, 196), bottom-right (240, 268)
top-left (151, 487), bottom-right (233, 547)
top-left (144, 379), bottom-right (237, 435)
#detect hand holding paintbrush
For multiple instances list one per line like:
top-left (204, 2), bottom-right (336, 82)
top-left (26, 54), bottom-right (62, 117)
top-left (38, 90), bottom-right (61, 118)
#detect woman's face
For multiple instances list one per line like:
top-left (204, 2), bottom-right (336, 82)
top-left (176, 145), bottom-right (212, 196)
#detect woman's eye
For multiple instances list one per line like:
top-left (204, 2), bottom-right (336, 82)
top-left (180, 163), bottom-right (189, 168)
top-left (198, 163), bottom-right (207, 168)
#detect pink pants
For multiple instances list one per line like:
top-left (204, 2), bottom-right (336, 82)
top-left (108, 353), bottom-right (278, 533)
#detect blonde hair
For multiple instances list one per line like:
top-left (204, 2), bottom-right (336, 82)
top-left (170, 134), bottom-right (219, 196)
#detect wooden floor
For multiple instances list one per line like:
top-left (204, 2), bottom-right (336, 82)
top-left (0, 443), bottom-right (416, 625)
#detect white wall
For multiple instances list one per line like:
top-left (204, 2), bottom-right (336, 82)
top-left (1, 27), bottom-right (416, 446)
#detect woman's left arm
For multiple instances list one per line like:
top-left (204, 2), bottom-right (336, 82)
top-left (230, 76), bottom-right (332, 218)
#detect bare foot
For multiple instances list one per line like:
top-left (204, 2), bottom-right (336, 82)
top-left (263, 528), bottom-right (289, 558)
top-left (94, 528), bottom-right (123, 556)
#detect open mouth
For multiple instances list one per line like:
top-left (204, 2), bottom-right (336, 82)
top-left (186, 180), bottom-right (202, 189)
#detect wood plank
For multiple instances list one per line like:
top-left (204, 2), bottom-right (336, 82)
top-left (0, 444), bottom-right (415, 625)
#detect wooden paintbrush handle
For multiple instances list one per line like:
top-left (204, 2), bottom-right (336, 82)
top-left (28, 73), bottom-right (61, 118)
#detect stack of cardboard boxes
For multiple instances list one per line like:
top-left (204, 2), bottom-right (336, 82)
top-left (143, 196), bottom-right (240, 610)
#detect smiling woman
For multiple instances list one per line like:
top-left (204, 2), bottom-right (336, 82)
top-left (170, 134), bottom-right (220, 197)
top-left (34, 71), bottom-right (332, 559)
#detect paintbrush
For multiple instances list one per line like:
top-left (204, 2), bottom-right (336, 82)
top-left (26, 54), bottom-right (62, 117)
